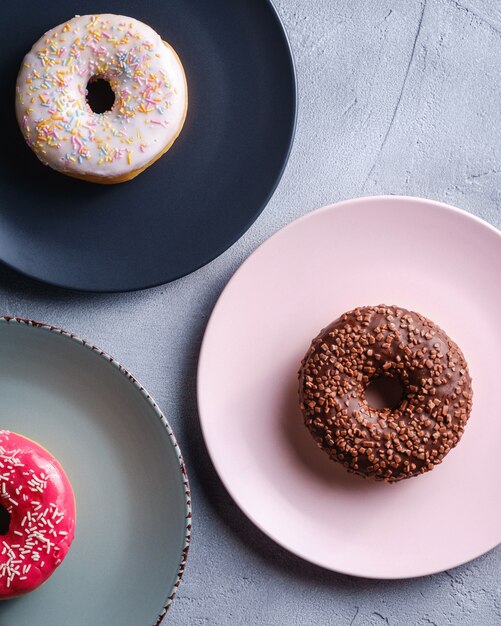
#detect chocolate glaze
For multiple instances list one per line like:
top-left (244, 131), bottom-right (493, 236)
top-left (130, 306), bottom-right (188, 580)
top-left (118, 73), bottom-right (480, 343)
top-left (298, 305), bottom-right (473, 482)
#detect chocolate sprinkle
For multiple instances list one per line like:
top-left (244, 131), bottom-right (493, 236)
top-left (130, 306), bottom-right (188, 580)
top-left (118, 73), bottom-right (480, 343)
top-left (298, 305), bottom-right (473, 482)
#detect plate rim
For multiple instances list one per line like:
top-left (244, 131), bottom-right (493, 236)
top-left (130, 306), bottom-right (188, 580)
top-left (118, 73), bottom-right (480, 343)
top-left (0, 315), bottom-right (191, 622)
top-left (0, 0), bottom-right (298, 294)
top-left (197, 194), bottom-right (501, 579)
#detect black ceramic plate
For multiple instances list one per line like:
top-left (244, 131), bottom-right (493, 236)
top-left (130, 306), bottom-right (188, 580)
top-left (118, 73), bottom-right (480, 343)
top-left (0, 1), bottom-right (296, 292)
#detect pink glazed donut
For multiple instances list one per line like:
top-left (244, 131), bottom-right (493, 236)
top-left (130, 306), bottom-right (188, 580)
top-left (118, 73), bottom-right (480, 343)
top-left (0, 431), bottom-right (76, 599)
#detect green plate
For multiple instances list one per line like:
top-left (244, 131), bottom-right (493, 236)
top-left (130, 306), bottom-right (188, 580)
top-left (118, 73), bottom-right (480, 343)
top-left (0, 317), bottom-right (190, 625)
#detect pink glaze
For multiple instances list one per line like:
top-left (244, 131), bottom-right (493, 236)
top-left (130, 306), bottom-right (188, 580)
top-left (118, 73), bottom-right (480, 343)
top-left (0, 431), bottom-right (76, 598)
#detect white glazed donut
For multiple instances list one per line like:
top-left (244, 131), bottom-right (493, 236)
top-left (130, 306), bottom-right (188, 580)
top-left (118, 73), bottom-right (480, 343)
top-left (15, 14), bottom-right (188, 183)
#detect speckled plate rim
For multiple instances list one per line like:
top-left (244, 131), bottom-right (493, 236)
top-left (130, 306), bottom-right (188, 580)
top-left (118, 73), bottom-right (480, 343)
top-left (0, 315), bottom-right (191, 622)
top-left (197, 195), bottom-right (501, 580)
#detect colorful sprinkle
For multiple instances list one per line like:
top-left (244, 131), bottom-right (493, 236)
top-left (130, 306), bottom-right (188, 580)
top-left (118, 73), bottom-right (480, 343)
top-left (16, 14), bottom-right (186, 179)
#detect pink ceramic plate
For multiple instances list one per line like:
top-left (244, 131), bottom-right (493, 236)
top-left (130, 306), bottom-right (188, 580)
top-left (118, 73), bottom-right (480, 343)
top-left (198, 196), bottom-right (501, 578)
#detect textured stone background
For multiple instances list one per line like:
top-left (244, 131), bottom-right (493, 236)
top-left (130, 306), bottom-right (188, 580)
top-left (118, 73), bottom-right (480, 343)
top-left (1, 0), bottom-right (501, 623)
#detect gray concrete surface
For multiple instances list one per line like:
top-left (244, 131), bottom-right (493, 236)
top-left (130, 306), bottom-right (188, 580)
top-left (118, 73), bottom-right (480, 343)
top-left (1, 0), bottom-right (501, 623)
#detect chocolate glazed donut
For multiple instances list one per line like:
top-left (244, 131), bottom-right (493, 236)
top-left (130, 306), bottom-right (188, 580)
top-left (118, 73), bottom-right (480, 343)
top-left (298, 305), bottom-right (473, 482)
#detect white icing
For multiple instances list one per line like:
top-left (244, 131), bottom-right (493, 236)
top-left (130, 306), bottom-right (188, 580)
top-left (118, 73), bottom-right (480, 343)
top-left (15, 14), bottom-right (187, 180)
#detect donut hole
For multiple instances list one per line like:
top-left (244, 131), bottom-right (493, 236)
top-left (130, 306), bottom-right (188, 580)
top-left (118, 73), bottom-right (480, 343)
top-left (365, 375), bottom-right (404, 410)
top-left (86, 77), bottom-right (115, 114)
top-left (0, 502), bottom-right (10, 535)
